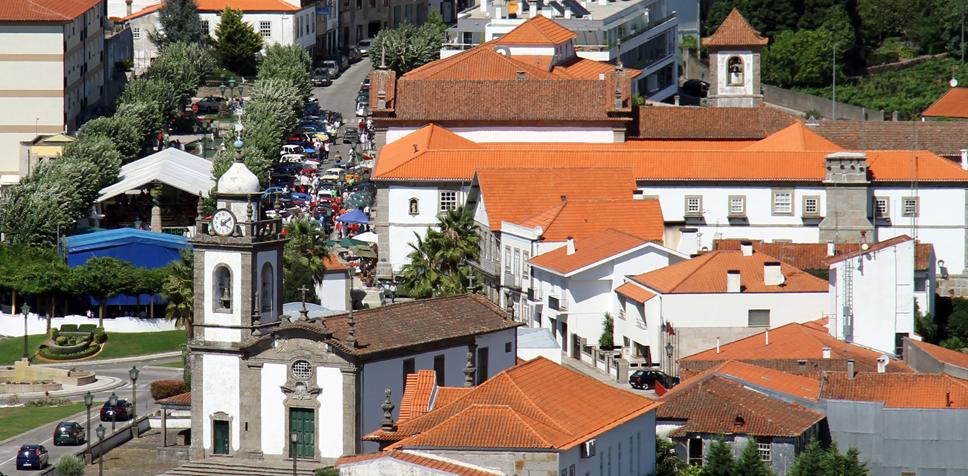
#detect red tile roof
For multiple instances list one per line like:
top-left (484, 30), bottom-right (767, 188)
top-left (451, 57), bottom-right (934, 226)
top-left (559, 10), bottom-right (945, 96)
top-left (657, 376), bottom-right (823, 437)
top-left (922, 88), bottom-right (968, 119)
top-left (821, 372), bottom-right (968, 408)
top-left (0, 0), bottom-right (102, 21)
top-left (404, 47), bottom-right (559, 81)
top-left (529, 229), bottom-right (649, 275)
top-left (365, 357), bottom-right (659, 450)
top-left (824, 235), bottom-right (913, 265)
top-left (744, 122), bottom-right (845, 151)
top-left (711, 361), bottom-right (820, 401)
top-left (337, 450), bottom-right (500, 475)
top-left (713, 239), bottom-right (934, 272)
top-left (156, 391), bottom-right (191, 406)
top-left (808, 120), bottom-right (968, 159)
top-left (121, 0), bottom-right (301, 19)
top-left (398, 371), bottom-right (436, 423)
top-left (679, 322), bottom-right (912, 376)
top-left (702, 8), bottom-right (769, 47)
top-left (492, 15), bottom-right (576, 45)
top-left (615, 282), bottom-right (656, 303)
top-left (434, 387), bottom-right (472, 408)
top-left (635, 104), bottom-right (798, 140)
top-left (630, 250), bottom-right (828, 294)
top-left (907, 339), bottom-right (968, 370)
top-left (630, 139), bottom-right (758, 150)
top-left (322, 252), bottom-right (349, 271)
top-left (518, 199), bottom-right (664, 242)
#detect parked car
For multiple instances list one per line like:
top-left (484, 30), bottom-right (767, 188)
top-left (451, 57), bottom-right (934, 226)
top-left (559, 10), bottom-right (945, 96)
top-left (358, 39), bottom-right (372, 56)
top-left (339, 55), bottom-right (350, 72)
top-left (312, 68), bottom-right (332, 87)
top-left (15, 445), bottom-right (48, 470)
top-left (53, 421), bottom-right (85, 446)
top-left (348, 47), bottom-right (362, 63)
top-left (195, 96), bottom-right (225, 114)
top-left (99, 399), bottom-right (133, 421)
top-left (321, 60), bottom-right (340, 78)
top-left (343, 127), bottom-right (360, 143)
top-left (681, 79), bottom-right (709, 98)
top-left (355, 102), bottom-right (368, 117)
top-left (628, 370), bottom-right (679, 390)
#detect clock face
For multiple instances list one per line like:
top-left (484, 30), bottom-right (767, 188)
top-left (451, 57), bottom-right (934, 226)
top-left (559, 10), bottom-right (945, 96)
top-left (212, 209), bottom-right (237, 236)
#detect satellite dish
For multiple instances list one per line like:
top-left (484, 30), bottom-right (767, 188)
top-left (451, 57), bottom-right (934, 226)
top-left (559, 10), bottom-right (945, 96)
top-left (951, 77), bottom-right (960, 88)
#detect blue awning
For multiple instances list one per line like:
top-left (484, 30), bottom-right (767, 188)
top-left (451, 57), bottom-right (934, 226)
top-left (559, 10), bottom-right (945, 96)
top-left (337, 208), bottom-right (368, 224)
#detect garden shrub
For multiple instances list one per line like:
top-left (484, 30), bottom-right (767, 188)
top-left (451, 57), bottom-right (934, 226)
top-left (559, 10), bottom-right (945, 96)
top-left (55, 336), bottom-right (68, 345)
top-left (26, 397), bottom-right (72, 407)
top-left (38, 343), bottom-right (100, 361)
top-left (150, 379), bottom-right (188, 401)
top-left (49, 328), bottom-right (59, 339)
top-left (94, 327), bottom-right (107, 343)
top-left (77, 324), bottom-right (97, 333)
top-left (60, 324), bottom-right (78, 332)
top-left (56, 454), bottom-right (85, 476)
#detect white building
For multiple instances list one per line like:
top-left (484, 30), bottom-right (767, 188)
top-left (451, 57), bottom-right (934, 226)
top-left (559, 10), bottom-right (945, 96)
top-left (826, 235), bottom-right (925, 356)
top-left (316, 253), bottom-right (351, 312)
top-left (122, 0), bottom-right (316, 73)
top-left (527, 229), bottom-right (687, 359)
top-left (615, 243), bottom-right (829, 369)
top-left (0, 0), bottom-right (108, 185)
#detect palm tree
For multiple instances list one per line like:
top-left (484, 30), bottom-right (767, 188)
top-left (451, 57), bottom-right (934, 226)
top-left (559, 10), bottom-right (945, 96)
top-left (400, 207), bottom-right (480, 298)
top-left (161, 250), bottom-right (195, 339)
top-left (284, 217), bottom-right (328, 279)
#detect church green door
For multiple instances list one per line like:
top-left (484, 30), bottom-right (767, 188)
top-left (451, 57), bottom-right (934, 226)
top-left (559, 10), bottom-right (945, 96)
top-left (289, 408), bottom-right (315, 459)
top-left (212, 420), bottom-right (229, 455)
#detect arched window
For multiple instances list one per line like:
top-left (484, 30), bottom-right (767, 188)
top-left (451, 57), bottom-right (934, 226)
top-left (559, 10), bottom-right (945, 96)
top-left (213, 265), bottom-right (232, 312)
top-left (260, 262), bottom-right (273, 313)
top-left (727, 57), bottom-right (744, 86)
top-left (408, 198), bottom-right (419, 215)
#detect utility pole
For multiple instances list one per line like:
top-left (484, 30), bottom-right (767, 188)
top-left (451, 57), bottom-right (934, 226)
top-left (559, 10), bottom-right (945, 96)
top-left (832, 44), bottom-right (837, 120)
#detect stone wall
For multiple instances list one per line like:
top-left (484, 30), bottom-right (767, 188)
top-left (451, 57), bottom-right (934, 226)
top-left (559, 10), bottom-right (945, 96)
top-left (762, 85), bottom-right (880, 121)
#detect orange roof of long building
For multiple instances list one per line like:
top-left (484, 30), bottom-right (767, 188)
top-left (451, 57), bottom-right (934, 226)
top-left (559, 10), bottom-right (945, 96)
top-left (615, 282), bottom-right (657, 303)
top-left (907, 339), bottom-right (968, 370)
top-left (744, 122), bottom-right (845, 151)
top-left (821, 372), bottom-right (968, 408)
top-left (404, 47), bottom-right (559, 80)
top-left (0, 0), bottom-right (101, 21)
top-left (528, 229), bottom-right (650, 275)
top-left (492, 15), bottom-right (576, 45)
top-left (365, 357), bottom-right (659, 450)
top-left (121, 0), bottom-right (301, 20)
top-left (922, 87), bottom-right (968, 119)
top-left (398, 371), bottom-right (437, 423)
top-left (337, 450), bottom-right (500, 475)
top-left (713, 238), bottom-right (935, 272)
top-left (629, 250), bottom-right (828, 294)
top-left (516, 199), bottom-right (664, 242)
top-left (703, 8), bottom-right (769, 47)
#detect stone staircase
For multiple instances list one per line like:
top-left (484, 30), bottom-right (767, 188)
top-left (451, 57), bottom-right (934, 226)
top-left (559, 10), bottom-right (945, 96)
top-left (160, 459), bottom-right (325, 476)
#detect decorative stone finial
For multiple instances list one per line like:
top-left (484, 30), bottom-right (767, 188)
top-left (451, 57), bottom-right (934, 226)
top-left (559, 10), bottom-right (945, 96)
top-left (298, 285), bottom-right (310, 320)
top-left (251, 291), bottom-right (262, 326)
top-left (463, 350), bottom-right (476, 387)
top-left (346, 308), bottom-right (357, 348)
top-left (381, 388), bottom-right (396, 431)
top-left (380, 47), bottom-right (387, 70)
top-left (246, 202), bottom-right (253, 222)
top-left (195, 191), bottom-right (204, 222)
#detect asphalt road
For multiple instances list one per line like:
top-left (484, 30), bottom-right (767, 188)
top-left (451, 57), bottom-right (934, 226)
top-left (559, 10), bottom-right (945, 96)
top-left (0, 356), bottom-right (183, 475)
top-left (313, 58), bottom-right (374, 162)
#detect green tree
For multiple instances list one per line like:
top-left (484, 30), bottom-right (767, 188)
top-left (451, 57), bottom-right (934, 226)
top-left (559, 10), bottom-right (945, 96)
top-left (72, 257), bottom-right (136, 325)
top-left (656, 438), bottom-right (689, 476)
top-left (856, 0), bottom-right (910, 42)
top-left (282, 217), bottom-right (328, 303)
top-left (734, 439), bottom-right (774, 476)
top-left (399, 207), bottom-right (480, 298)
top-left (789, 439), bottom-right (869, 476)
top-left (115, 101), bottom-right (167, 141)
top-left (369, 14), bottom-right (446, 74)
top-left (78, 115), bottom-right (142, 162)
top-left (118, 77), bottom-right (182, 124)
top-left (150, 0), bottom-right (207, 47)
top-left (700, 437), bottom-right (735, 476)
top-left (161, 250), bottom-right (195, 339)
top-left (146, 41), bottom-right (217, 104)
top-left (257, 44), bottom-right (313, 100)
top-left (212, 7), bottom-right (263, 76)
top-left (788, 439), bottom-right (827, 476)
top-left (60, 136), bottom-right (123, 189)
top-left (599, 312), bottom-right (614, 349)
top-left (763, 28), bottom-right (842, 87)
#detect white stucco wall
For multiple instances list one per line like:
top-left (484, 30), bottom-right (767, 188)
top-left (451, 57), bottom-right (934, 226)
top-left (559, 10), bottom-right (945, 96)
top-left (557, 410), bottom-right (657, 476)
top-left (318, 272), bottom-right (349, 312)
top-left (317, 366), bottom-right (344, 457)
top-left (385, 184), bottom-right (468, 272)
top-left (873, 187), bottom-right (966, 273)
top-left (202, 353), bottom-right (241, 452)
top-left (714, 51), bottom-right (754, 97)
top-left (203, 250), bottom-right (243, 343)
top-left (260, 362), bottom-right (287, 455)
top-left (517, 346), bottom-right (562, 364)
top-left (475, 329), bottom-right (518, 380)
top-left (0, 313), bottom-right (177, 336)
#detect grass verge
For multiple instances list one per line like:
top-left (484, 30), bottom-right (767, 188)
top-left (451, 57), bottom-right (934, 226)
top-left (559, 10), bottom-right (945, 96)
top-left (0, 402), bottom-right (89, 441)
top-left (0, 330), bottom-right (186, 365)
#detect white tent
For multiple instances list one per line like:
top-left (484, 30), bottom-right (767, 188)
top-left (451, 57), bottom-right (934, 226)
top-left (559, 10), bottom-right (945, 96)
top-left (97, 148), bottom-right (215, 203)
top-left (352, 231), bottom-right (378, 243)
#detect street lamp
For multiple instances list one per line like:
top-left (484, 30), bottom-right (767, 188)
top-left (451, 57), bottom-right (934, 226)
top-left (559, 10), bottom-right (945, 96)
top-left (84, 391), bottom-right (94, 461)
top-left (21, 304), bottom-right (30, 360)
top-left (95, 424), bottom-right (106, 476)
top-left (219, 83), bottom-right (227, 98)
top-left (290, 432), bottom-right (299, 476)
top-left (109, 392), bottom-right (118, 432)
top-left (129, 366), bottom-right (140, 434)
top-left (665, 341), bottom-right (674, 376)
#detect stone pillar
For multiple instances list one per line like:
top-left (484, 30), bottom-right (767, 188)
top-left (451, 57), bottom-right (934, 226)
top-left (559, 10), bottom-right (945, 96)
top-left (341, 367), bottom-right (359, 456)
top-left (189, 353), bottom-right (205, 460)
top-left (150, 205), bottom-right (162, 232)
top-left (819, 152), bottom-right (874, 243)
top-left (239, 361), bottom-right (263, 459)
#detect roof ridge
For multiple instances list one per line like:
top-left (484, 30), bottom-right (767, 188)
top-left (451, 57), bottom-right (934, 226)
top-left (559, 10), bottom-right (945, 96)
top-left (501, 367), bottom-right (575, 436)
top-left (637, 251), bottom-right (717, 292)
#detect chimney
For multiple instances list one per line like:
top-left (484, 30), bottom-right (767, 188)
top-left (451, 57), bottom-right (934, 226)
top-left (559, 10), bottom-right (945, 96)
top-left (566, 236), bottom-right (576, 255)
top-left (529, 3), bottom-right (536, 16)
top-left (516, 71), bottom-right (526, 81)
top-left (560, 194), bottom-right (567, 202)
top-left (877, 355), bottom-right (888, 373)
top-left (716, 337), bottom-right (720, 354)
top-left (822, 346), bottom-right (831, 359)
top-left (847, 359), bottom-right (856, 380)
top-left (947, 391), bottom-right (952, 408)
top-left (765, 328), bottom-right (769, 345)
top-left (673, 94), bottom-right (680, 106)
top-left (727, 270), bottom-right (741, 293)
top-left (763, 261), bottom-right (784, 286)
top-left (740, 240), bottom-right (753, 256)
top-left (798, 359), bottom-right (807, 372)
top-left (125, 0), bottom-right (133, 16)
top-left (961, 149), bottom-right (968, 171)
top-left (826, 241), bottom-right (835, 257)
top-left (677, 227), bottom-right (698, 256)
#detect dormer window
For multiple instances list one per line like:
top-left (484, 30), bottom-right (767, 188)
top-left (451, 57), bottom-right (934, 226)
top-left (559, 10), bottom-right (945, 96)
top-left (727, 56), bottom-right (744, 86)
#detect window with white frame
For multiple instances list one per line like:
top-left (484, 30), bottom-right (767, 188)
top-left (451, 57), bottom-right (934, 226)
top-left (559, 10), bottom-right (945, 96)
top-left (132, 27), bottom-right (141, 39)
top-left (259, 21), bottom-right (272, 38)
top-left (685, 195), bottom-right (702, 216)
top-left (504, 245), bottom-right (511, 274)
top-left (728, 195), bottom-right (746, 216)
top-left (874, 196), bottom-right (889, 218)
top-left (757, 441), bottom-right (772, 462)
top-left (439, 191), bottom-right (457, 211)
top-left (513, 249), bottom-right (520, 279)
top-left (748, 309), bottom-right (771, 327)
top-left (802, 195), bottom-right (820, 216)
top-left (902, 197), bottom-right (919, 217)
top-left (772, 189), bottom-right (793, 215)
top-left (522, 251), bottom-right (530, 281)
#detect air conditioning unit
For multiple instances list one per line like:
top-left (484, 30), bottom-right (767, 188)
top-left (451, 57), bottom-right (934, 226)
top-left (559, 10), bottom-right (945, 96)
top-left (581, 439), bottom-right (597, 458)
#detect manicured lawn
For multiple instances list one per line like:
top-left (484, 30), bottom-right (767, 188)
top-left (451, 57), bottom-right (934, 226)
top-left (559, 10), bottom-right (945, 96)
top-left (0, 334), bottom-right (48, 365)
top-left (156, 360), bottom-right (184, 369)
top-left (93, 330), bottom-right (187, 361)
top-left (0, 402), bottom-right (91, 441)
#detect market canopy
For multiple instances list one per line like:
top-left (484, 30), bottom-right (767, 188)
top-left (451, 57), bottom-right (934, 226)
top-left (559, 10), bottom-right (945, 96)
top-left (97, 148), bottom-right (214, 203)
top-left (337, 208), bottom-right (368, 224)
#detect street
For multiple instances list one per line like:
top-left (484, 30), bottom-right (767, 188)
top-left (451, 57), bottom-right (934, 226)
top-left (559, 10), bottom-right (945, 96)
top-left (313, 58), bottom-right (373, 162)
top-left (0, 355), bottom-right (182, 475)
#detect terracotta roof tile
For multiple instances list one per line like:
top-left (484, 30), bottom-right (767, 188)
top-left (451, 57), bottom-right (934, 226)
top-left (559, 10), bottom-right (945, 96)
top-left (635, 104), bottom-right (798, 139)
top-left (122, 0), bottom-right (301, 19)
top-left (713, 361), bottom-right (820, 401)
top-left (365, 357), bottom-right (659, 450)
top-left (823, 235), bottom-right (913, 265)
top-left (631, 250), bottom-right (828, 294)
top-left (809, 120), bottom-right (968, 159)
top-left (713, 239), bottom-right (935, 272)
top-left (630, 139), bottom-right (758, 149)
top-left (553, 57), bottom-right (641, 80)
top-left (821, 372), bottom-right (968, 408)
top-left (337, 450), bottom-right (500, 475)
top-left (156, 391), bottom-right (191, 406)
top-left (680, 322), bottom-right (912, 376)
top-left (404, 47), bottom-right (559, 81)
top-left (744, 122), bottom-right (845, 151)
top-left (907, 339), bottom-right (968, 370)
top-left (399, 371), bottom-right (436, 423)
top-left (0, 0), bottom-right (101, 21)
top-left (322, 252), bottom-right (349, 271)
top-left (615, 282), bottom-right (656, 303)
top-left (528, 229), bottom-right (649, 275)
top-left (523, 199), bottom-right (664, 242)
top-left (119, 3), bottom-right (163, 20)
top-left (434, 387), bottom-right (472, 408)
top-left (657, 376), bottom-right (823, 437)
top-left (702, 8), bottom-right (769, 47)
top-left (493, 15), bottom-right (576, 45)
top-left (922, 88), bottom-right (968, 119)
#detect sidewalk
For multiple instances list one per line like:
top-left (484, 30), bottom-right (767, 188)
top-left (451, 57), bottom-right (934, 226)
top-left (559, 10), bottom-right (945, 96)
top-left (0, 375), bottom-right (124, 400)
top-left (33, 351), bottom-right (182, 368)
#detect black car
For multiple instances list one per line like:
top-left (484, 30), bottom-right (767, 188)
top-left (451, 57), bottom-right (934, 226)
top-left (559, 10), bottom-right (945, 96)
top-left (628, 370), bottom-right (679, 390)
top-left (99, 399), bottom-right (133, 421)
top-left (681, 79), bottom-right (710, 98)
top-left (15, 445), bottom-right (48, 470)
top-left (195, 96), bottom-right (225, 114)
top-left (312, 68), bottom-right (332, 87)
top-left (343, 127), bottom-right (360, 144)
top-left (53, 421), bottom-right (85, 446)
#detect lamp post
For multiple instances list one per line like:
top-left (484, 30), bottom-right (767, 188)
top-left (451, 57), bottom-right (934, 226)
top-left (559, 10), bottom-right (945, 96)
top-left (665, 341), bottom-right (674, 377)
top-left (129, 366), bottom-right (139, 435)
top-left (84, 391), bottom-right (94, 461)
top-left (219, 83), bottom-right (226, 98)
top-left (95, 424), bottom-right (106, 476)
top-left (290, 432), bottom-right (299, 476)
top-left (21, 304), bottom-right (30, 360)
top-left (109, 392), bottom-right (118, 432)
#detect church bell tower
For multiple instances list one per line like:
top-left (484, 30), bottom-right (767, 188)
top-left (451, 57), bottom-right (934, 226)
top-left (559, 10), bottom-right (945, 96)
top-left (703, 8), bottom-right (768, 107)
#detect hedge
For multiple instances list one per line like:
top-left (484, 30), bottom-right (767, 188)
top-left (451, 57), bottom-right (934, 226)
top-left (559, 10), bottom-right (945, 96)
top-left (77, 324), bottom-right (98, 333)
top-left (150, 380), bottom-right (188, 401)
top-left (45, 340), bottom-right (91, 355)
top-left (38, 343), bottom-right (100, 361)
top-left (93, 327), bottom-right (107, 343)
top-left (60, 324), bottom-right (79, 332)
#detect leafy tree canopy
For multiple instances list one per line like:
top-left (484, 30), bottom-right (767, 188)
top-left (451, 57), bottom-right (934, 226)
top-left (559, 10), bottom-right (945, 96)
top-left (369, 13), bottom-right (447, 74)
top-left (77, 115), bottom-right (142, 163)
top-left (257, 44), bottom-right (313, 100)
top-left (150, 0), bottom-right (207, 47)
top-left (213, 7), bottom-right (263, 76)
top-left (146, 41), bottom-right (217, 103)
top-left (400, 207), bottom-right (481, 298)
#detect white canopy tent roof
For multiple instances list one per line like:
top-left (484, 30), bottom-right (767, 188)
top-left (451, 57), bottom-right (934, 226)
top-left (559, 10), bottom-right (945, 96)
top-left (97, 148), bottom-right (215, 203)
